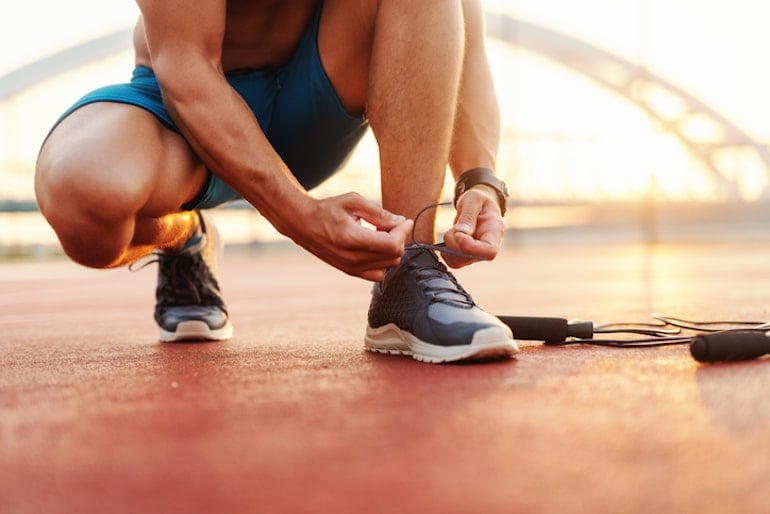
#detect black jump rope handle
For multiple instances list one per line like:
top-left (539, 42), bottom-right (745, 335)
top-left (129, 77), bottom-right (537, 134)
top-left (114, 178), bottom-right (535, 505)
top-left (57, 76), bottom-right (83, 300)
top-left (498, 316), bottom-right (770, 362)
top-left (497, 316), bottom-right (594, 345)
top-left (690, 331), bottom-right (770, 362)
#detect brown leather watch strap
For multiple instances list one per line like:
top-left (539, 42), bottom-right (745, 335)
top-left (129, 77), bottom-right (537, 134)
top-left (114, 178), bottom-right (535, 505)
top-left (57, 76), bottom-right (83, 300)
top-left (453, 167), bottom-right (509, 215)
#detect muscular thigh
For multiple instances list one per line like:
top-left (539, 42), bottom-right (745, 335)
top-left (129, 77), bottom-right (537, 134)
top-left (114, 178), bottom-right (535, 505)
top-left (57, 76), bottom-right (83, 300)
top-left (37, 102), bottom-right (207, 218)
top-left (317, 0), bottom-right (378, 115)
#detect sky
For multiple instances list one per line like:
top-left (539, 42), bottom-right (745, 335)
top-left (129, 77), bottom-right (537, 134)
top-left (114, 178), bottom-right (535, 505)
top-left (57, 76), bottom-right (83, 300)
top-left (481, 0), bottom-right (770, 200)
top-left (2, 0), bottom-right (770, 202)
top-left (485, 0), bottom-right (770, 140)
top-left (0, 1), bottom-right (139, 73)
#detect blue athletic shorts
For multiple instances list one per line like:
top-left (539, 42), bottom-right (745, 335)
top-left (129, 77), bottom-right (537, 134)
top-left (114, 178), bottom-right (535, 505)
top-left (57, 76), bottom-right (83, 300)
top-left (51, 5), bottom-right (369, 210)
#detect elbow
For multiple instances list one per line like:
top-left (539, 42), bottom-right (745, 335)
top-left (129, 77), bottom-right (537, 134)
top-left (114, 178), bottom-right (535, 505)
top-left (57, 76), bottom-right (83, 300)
top-left (151, 53), bottom-right (221, 105)
top-left (151, 56), bottom-right (191, 101)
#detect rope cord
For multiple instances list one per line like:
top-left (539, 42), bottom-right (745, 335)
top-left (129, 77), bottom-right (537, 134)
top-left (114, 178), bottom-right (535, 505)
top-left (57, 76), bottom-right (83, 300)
top-left (407, 202), bottom-right (769, 348)
top-left (409, 201), bottom-right (489, 262)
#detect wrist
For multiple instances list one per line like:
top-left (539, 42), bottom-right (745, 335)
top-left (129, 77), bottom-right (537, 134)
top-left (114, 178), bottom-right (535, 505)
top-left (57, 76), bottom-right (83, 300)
top-left (260, 187), bottom-right (315, 241)
top-left (454, 167), bottom-right (509, 215)
top-left (469, 184), bottom-right (500, 209)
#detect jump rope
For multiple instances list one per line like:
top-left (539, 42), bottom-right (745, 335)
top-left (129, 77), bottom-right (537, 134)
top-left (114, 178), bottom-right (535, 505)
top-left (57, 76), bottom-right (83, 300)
top-left (411, 202), bottom-right (770, 363)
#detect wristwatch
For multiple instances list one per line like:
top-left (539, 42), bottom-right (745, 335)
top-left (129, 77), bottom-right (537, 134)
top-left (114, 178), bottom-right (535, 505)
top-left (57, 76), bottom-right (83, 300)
top-left (453, 167), bottom-right (509, 216)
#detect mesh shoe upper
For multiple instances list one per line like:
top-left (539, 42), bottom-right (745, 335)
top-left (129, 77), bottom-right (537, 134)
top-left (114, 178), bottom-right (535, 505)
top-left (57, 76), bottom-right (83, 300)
top-left (154, 212), bottom-right (230, 337)
top-left (368, 245), bottom-right (512, 348)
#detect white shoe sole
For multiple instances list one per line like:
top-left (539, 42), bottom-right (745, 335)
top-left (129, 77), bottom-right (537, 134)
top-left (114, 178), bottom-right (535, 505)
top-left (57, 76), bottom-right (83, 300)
top-left (159, 320), bottom-right (233, 342)
top-left (365, 323), bottom-right (519, 363)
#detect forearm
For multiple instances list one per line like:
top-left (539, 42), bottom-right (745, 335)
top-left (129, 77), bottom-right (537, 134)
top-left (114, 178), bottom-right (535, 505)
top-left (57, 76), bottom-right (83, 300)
top-left (156, 59), bottom-right (311, 238)
top-left (449, 0), bottom-right (501, 179)
top-left (133, 0), bottom-right (412, 280)
top-left (135, 0), bottom-right (310, 233)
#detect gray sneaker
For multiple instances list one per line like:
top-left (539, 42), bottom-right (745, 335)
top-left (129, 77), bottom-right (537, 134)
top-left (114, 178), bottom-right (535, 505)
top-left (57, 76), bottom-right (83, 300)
top-left (154, 211), bottom-right (233, 342)
top-left (365, 245), bottom-right (518, 363)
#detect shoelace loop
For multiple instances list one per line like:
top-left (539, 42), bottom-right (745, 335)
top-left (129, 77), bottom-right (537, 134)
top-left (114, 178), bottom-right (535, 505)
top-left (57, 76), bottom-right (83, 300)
top-left (132, 248), bottom-right (224, 309)
top-left (410, 201), bottom-right (490, 262)
top-left (408, 251), bottom-right (475, 307)
top-left (156, 252), bottom-right (211, 307)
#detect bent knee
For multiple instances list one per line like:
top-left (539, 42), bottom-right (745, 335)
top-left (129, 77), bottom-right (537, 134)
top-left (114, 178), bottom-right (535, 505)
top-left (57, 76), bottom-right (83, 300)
top-left (35, 149), bottom-right (137, 268)
top-left (37, 141), bottom-right (139, 218)
top-left (53, 219), bottom-right (134, 269)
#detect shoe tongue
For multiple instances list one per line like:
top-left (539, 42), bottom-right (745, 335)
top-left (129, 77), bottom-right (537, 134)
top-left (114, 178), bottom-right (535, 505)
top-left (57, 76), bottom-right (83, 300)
top-left (404, 245), bottom-right (441, 267)
top-left (404, 246), bottom-right (469, 304)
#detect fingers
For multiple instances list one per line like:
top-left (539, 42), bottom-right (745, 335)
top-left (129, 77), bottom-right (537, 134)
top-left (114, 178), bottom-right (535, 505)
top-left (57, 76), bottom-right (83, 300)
top-left (301, 189), bottom-right (506, 280)
top-left (342, 210), bottom-right (413, 254)
top-left (453, 192), bottom-right (483, 237)
top-left (443, 230), bottom-right (498, 266)
top-left (386, 216), bottom-right (414, 246)
top-left (313, 193), bottom-right (414, 280)
top-left (343, 192), bottom-right (408, 231)
top-left (339, 191), bottom-right (414, 261)
top-left (443, 187), bottom-right (505, 268)
top-left (331, 239), bottom-right (404, 282)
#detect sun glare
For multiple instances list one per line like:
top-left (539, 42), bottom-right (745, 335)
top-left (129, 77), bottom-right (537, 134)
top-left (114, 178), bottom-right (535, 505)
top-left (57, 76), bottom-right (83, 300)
top-left (486, 40), bottom-right (702, 202)
top-left (3, 0), bottom-right (770, 210)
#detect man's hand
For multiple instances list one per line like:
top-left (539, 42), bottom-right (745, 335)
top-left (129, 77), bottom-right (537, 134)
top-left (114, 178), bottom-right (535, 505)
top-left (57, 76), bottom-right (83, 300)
top-left (442, 185), bottom-right (505, 268)
top-left (293, 192), bottom-right (413, 282)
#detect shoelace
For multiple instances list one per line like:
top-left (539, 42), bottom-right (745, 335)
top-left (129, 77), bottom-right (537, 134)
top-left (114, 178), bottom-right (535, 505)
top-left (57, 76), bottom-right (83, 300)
top-left (410, 201), bottom-right (491, 262)
top-left (131, 248), bottom-right (223, 308)
top-left (155, 252), bottom-right (213, 307)
top-left (407, 248), bottom-right (476, 307)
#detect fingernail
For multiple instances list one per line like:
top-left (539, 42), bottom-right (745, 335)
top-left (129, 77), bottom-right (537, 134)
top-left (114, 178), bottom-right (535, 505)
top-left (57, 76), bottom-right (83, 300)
top-left (455, 223), bottom-right (472, 234)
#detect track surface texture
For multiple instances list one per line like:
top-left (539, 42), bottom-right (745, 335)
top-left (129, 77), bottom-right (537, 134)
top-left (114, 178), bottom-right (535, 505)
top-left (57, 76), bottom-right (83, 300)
top-left (2, 240), bottom-right (770, 514)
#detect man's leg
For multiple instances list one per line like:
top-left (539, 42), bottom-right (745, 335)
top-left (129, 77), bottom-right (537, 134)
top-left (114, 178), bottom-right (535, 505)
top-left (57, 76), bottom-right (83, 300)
top-left (319, 0), bottom-right (462, 241)
top-left (367, 0), bottom-right (463, 241)
top-left (319, 0), bottom-right (517, 362)
top-left (36, 102), bottom-right (232, 341)
top-left (36, 103), bottom-right (206, 267)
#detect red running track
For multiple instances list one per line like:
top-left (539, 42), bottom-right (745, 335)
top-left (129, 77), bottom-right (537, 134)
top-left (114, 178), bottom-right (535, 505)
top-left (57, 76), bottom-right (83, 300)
top-left (2, 241), bottom-right (770, 513)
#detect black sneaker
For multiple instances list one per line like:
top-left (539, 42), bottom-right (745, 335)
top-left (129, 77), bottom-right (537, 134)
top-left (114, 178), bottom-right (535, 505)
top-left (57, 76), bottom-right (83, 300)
top-left (154, 211), bottom-right (233, 342)
top-left (365, 245), bottom-right (518, 363)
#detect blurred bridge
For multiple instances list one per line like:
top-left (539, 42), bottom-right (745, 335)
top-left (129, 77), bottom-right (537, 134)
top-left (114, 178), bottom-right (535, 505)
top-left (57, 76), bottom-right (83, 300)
top-left (2, 14), bottom-right (769, 203)
top-left (485, 13), bottom-right (770, 201)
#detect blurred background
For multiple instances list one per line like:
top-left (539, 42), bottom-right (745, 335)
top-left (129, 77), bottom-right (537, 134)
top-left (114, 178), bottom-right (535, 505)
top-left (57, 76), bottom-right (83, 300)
top-left (2, 0), bottom-right (770, 257)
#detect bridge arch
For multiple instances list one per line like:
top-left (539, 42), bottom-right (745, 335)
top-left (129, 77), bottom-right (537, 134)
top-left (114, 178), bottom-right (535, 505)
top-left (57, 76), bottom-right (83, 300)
top-left (485, 13), bottom-right (770, 200)
top-left (2, 15), bottom-right (767, 200)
